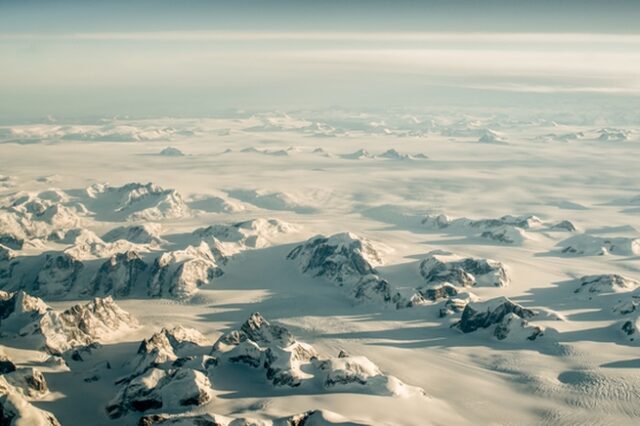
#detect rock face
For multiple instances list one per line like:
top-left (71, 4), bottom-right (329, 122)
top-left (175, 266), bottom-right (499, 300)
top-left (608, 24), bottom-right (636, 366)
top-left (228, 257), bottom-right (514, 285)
top-left (108, 326), bottom-right (215, 419)
top-left (0, 386), bottom-right (61, 426)
top-left (378, 149), bottom-right (412, 160)
top-left (343, 149), bottom-right (374, 160)
top-left (102, 223), bottom-right (164, 246)
top-left (0, 291), bottom-right (49, 334)
top-left (5, 237), bottom-right (229, 301)
top-left (0, 355), bottom-right (16, 375)
top-left (91, 251), bottom-right (148, 297)
top-left (159, 147), bottom-right (184, 157)
top-left (574, 274), bottom-right (640, 295)
top-left (0, 291), bottom-right (137, 354)
top-left (39, 296), bottom-right (139, 354)
top-left (423, 213), bottom-right (543, 231)
top-left (422, 213), bottom-right (574, 245)
top-left (287, 233), bottom-right (405, 307)
top-left (478, 129), bottom-right (507, 144)
top-left (32, 252), bottom-right (84, 298)
top-left (0, 245), bottom-right (18, 287)
top-left (551, 220), bottom-right (577, 232)
top-left (480, 225), bottom-right (528, 244)
top-left (212, 312), bottom-right (312, 387)
top-left (438, 293), bottom-right (478, 318)
top-left (288, 232), bottom-right (382, 280)
top-left (133, 326), bottom-right (211, 375)
top-left (0, 352), bottom-right (59, 426)
top-left (138, 409), bottom-right (364, 426)
top-left (3, 368), bottom-right (49, 399)
top-left (211, 313), bottom-right (422, 396)
top-left (106, 367), bottom-right (213, 419)
top-left (558, 234), bottom-right (640, 256)
top-left (620, 314), bottom-right (640, 342)
top-left (417, 283), bottom-right (459, 302)
top-left (148, 242), bottom-right (223, 299)
top-left (598, 128), bottom-right (631, 142)
top-left (419, 251), bottom-right (509, 288)
top-left (454, 297), bottom-right (544, 341)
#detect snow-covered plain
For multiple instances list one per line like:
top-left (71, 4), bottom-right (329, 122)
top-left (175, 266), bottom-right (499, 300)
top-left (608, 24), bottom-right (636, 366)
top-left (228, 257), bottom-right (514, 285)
top-left (1, 110), bottom-right (640, 425)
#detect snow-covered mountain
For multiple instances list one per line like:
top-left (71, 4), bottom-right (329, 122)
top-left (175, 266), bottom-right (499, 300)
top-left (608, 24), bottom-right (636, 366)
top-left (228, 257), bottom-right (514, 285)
top-left (2, 110), bottom-right (640, 425)
top-left (287, 233), bottom-right (407, 307)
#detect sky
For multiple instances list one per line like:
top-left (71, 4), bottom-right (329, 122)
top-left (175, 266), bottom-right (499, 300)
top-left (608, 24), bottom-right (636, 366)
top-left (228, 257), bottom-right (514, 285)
top-left (1, 0), bottom-right (639, 120)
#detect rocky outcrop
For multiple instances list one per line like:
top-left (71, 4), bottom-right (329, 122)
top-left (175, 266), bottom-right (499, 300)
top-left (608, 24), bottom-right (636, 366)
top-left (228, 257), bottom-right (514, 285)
top-left (613, 293), bottom-right (640, 316)
top-left (598, 128), bottom-right (631, 142)
top-left (478, 129), bottom-right (507, 144)
top-left (0, 246), bottom-right (18, 289)
top-left (454, 297), bottom-right (544, 341)
top-left (439, 292), bottom-right (478, 318)
top-left (480, 225), bottom-right (528, 244)
top-left (108, 325), bottom-right (215, 418)
top-left (106, 367), bottom-right (213, 419)
top-left (287, 233), bottom-right (405, 307)
top-left (574, 274), bottom-right (639, 295)
top-left (288, 232), bottom-right (382, 280)
top-left (0, 291), bottom-right (137, 354)
top-left (159, 147), bottom-right (184, 157)
top-left (2, 368), bottom-right (48, 399)
top-left (0, 291), bottom-right (49, 335)
top-left (419, 251), bottom-right (509, 288)
top-left (0, 355), bottom-right (16, 375)
top-left (558, 235), bottom-right (640, 256)
top-left (211, 313), bottom-right (423, 396)
top-left (39, 296), bottom-right (139, 354)
top-left (551, 220), bottom-right (577, 232)
top-left (90, 251), bottom-right (148, 297)
top-left (619, 312), bottom-right (640, 342)
top-left (0, 351), bottom-right (59, 426)
top-left (422, 213), bottom-right (575, 245)
top-left (342, 149), bottom-right (374, 160)
top-left (0, 385), bottom-right (61, 426)
top-left (133, 326), bottom-right (211, 375)
top-left (138, 409), bottom-right (365, 426)
top-left (212, 312), bottom-right (311, 387)
top-left (378, 149), bottom-right (414, 160)
top-left (422, 213), bottom-right (543, 231)
top-left (102, 223), bottom-right (164, 246)
top-left (148, 242), bottom-right (223, 299)
top-left (32, 252), bottom-right (84, 298)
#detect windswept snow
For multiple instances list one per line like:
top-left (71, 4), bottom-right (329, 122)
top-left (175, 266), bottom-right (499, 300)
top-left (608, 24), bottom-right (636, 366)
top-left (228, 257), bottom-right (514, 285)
top-left (2, 110), bottom-right (640, 425)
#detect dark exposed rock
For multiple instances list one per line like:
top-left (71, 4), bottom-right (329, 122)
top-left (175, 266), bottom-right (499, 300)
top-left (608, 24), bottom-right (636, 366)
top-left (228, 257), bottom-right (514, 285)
top-left (455, 297), bottom-right (536, 335)
top-left (0, 358), bottom-right (16, 375)
top-left (32, 252), bottom-right (84, 297)
top-left (148, 242), bottom-right (223, 299)
top-left (90, 251), bottom-right (148, 297)
top-left (288, 233), bottom-right (406, 307)
top-left (419, 253), bottom-right (508, 288)
top-left (134, 326), bottom-right (210, 375)
top-left (574, 274), bottom-right (639, 295)
top-left (419, 283), bottom-right (459, 302)
top-left (212, 313), bottom-right (421, 396)
top-left (551, 220), bottom-right (577, 232)
top-left (106, 368), bottom-right (213, 418)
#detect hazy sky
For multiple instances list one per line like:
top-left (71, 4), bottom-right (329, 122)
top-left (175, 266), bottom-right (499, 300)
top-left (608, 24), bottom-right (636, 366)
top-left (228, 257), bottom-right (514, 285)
top-left (1, 0), bottom-right (639, 119)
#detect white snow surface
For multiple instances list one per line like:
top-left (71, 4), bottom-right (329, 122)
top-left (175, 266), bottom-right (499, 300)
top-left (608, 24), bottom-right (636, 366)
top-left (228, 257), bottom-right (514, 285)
top-left (1, 112), bottom-right (640, 425)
